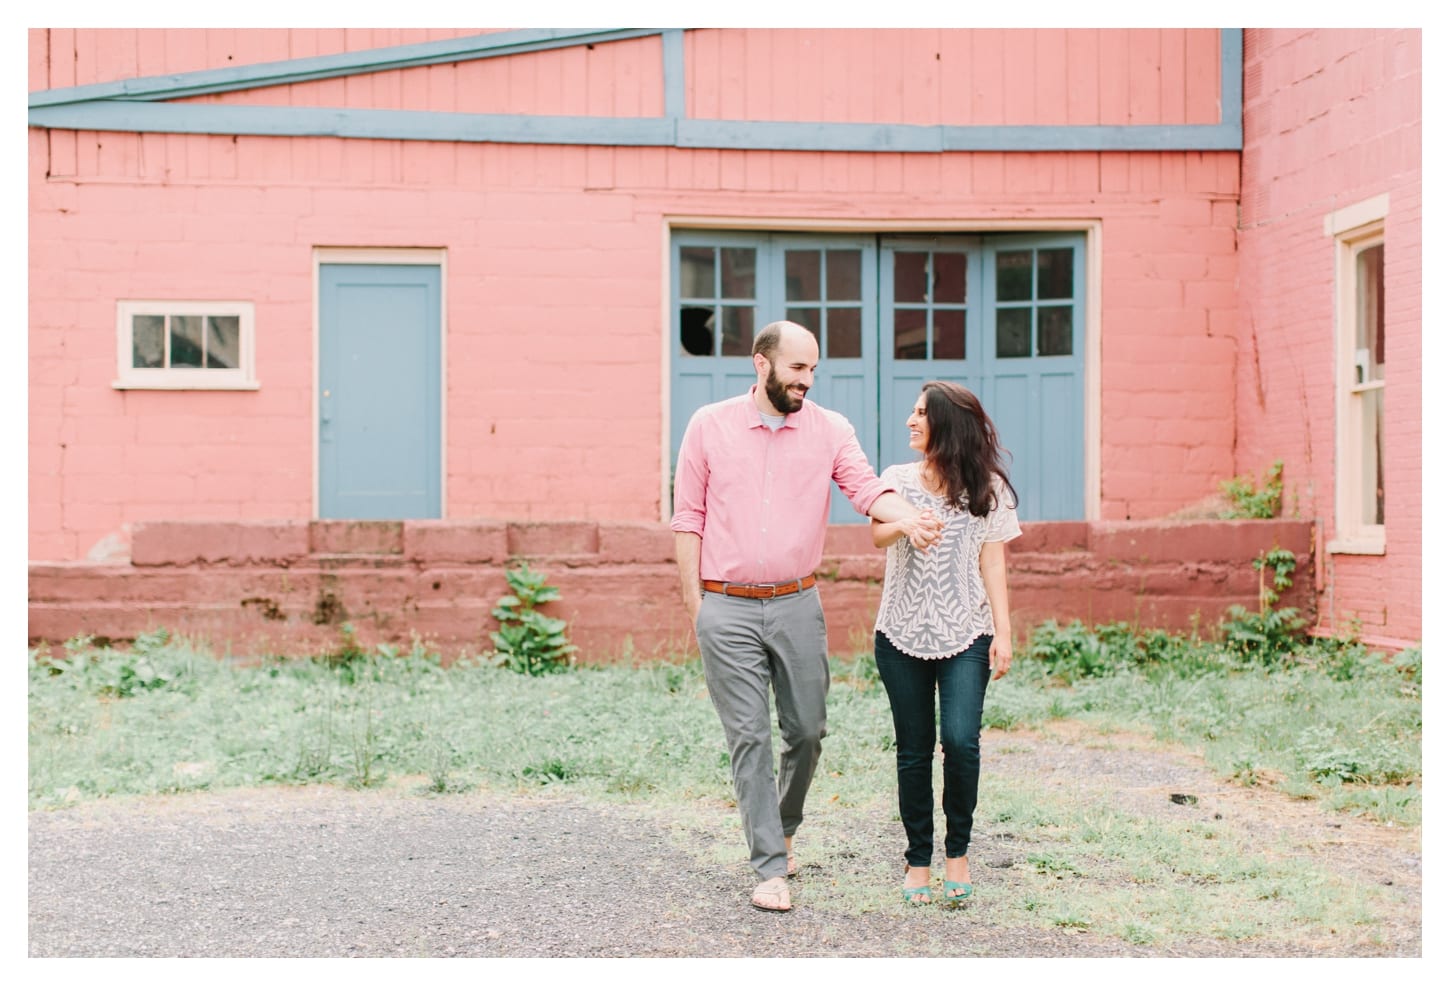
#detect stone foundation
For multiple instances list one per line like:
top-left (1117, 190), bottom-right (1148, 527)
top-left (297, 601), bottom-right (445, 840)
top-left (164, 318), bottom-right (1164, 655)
top-left (28, 519), bottom-right (1316, 663)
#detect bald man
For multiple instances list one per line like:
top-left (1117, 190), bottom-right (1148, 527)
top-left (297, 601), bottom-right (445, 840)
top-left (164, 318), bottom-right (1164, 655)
top-left (671, 320), bottom-right (941, 912)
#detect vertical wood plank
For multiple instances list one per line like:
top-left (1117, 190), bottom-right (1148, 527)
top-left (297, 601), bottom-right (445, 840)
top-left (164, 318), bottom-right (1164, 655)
top-left (1065, 29), bottom-right (1099, 125)
top-left (1098, 29), bottom-right (1131, 125)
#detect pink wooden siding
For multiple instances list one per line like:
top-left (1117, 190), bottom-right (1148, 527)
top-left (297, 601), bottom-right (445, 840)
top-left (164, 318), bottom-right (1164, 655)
top-left (1236, 28), bottom-right (1421, 643)
top-left (685, 29), bottom-right (1221, 126)
top-left (29, 28), bottom-right (496, 89)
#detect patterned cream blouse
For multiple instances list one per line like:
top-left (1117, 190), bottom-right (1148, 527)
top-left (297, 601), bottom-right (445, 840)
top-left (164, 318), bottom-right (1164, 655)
top-left (873, 462), bottom-right (1022, 659)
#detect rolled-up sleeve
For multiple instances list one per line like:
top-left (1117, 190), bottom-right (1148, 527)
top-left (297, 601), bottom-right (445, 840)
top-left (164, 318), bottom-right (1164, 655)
top-left (831, 419), bottom-right (894, 516)
top-left (669, 411), bottom-right (708, 536)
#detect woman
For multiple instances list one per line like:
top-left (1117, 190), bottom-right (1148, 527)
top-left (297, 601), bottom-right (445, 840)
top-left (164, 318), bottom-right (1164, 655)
top-left (870, 381), bottom-right (1020, 907)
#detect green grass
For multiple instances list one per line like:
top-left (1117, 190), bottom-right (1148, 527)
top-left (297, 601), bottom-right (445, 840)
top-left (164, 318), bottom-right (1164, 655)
top-left (28, 626), bottom-right (1421, 953)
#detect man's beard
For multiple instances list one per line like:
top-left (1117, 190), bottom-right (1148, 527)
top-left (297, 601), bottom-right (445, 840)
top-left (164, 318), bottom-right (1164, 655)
top-left (765, 364), bottom-right (806, 414)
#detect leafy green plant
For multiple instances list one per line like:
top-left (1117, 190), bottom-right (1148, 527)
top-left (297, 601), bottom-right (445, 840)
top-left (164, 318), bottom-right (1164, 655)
top-left (489, 563), bottom-right (578, 675)
top-left (1219, 548), bottom-right (1307, 663)
top-left (1219, 459), bottom-right (1284, 519)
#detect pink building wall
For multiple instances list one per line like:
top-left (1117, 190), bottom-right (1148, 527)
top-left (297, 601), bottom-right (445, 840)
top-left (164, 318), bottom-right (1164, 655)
top-left (1236, 28), bottom-right (1421, 645)
top-left (28, 27), bottom-right (1241, 565)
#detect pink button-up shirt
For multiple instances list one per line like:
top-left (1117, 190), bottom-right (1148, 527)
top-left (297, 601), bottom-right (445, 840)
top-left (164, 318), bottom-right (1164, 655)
top-left (670, 388), bottom-right (895, 584)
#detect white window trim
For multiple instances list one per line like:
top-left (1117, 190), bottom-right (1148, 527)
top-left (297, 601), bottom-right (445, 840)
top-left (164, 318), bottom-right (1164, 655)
top-left (113, 300), bottom-right (258, 390)
top-left (1325, 196), bottom-right (1387, 555)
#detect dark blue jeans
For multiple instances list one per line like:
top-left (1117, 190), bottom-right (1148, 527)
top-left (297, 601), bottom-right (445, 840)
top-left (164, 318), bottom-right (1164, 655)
top-left (874, 630), bottom-right (992, 867)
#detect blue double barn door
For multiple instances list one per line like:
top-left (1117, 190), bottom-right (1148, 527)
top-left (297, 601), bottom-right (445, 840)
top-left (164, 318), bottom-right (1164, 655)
top-left (670, 232), bottom-right (1085, 522)
top-left (318, 263), bottom-right (442, 519)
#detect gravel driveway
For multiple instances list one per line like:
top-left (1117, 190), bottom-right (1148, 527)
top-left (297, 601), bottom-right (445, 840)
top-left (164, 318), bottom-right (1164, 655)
top-left (28, 728), bottom-right (1421, 958)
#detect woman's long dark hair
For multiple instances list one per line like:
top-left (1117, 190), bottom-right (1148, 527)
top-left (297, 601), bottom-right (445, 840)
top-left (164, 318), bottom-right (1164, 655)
top-left (919, 380), bottom-right (1018, 517)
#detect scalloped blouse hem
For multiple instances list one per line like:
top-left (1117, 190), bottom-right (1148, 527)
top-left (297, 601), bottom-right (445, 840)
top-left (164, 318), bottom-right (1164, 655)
top-left (875, 627), bottom-right (992, 661)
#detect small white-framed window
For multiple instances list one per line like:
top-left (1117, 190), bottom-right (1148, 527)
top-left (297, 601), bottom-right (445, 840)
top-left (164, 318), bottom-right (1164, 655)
top-left (114, 301), bottom-right (258, 390)
top-left (1326, 196), bottom-right (1387, 554)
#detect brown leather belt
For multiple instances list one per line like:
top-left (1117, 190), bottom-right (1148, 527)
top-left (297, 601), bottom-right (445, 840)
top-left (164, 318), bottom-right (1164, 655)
top-left (701, 575), bottom-right (817, 599)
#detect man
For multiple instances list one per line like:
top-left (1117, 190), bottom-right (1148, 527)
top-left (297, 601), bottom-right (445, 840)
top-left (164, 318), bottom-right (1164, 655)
top-left (671, 320), bottom-right (941, 912)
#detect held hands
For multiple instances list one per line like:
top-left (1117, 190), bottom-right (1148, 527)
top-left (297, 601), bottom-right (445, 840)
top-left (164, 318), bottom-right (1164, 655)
top-left (900, 508), bottom-right (944, 550)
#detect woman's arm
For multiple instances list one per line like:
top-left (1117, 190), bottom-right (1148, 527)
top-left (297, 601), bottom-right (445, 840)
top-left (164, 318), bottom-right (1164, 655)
top-left (980, 539), bottom-right (1013, 678)
top-left (871, 509), bottom-right (938, 549)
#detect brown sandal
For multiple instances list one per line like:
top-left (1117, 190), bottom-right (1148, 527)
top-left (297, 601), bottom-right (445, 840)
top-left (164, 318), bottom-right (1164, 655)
top-left (750, 876), bottom-right (791, 912)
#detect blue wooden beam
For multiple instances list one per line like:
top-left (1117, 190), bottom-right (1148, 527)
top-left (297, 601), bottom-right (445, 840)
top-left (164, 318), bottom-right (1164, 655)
top-left (29, 28), bottom-right (666, 107)
top-left (29, 27), bottom-right (1245, 153)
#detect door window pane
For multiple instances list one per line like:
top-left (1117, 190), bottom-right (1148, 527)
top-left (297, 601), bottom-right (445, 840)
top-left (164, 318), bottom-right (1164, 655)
top-left (996, 308), bottom-right (1031, 358)
top-left (680, 247), bottom-right (715, 297)
top-left (829, 308), bottom-right (861, 358)
top-left (1037, 306), bottom-right (1073, 356)
top-left (996, 251), bottom-right (1033, 302)
top-left (720, 305), bottom-right (756, 356)
top-left (680, 306), bottom-right (715, 356)
top-left (895, 252), bottom-right (929, 304)
top-left (934, 309), bottom-right (965, 360)
top-left (933, 252), bottom-right (967, 304)
top-left (132, 315), bottom-right (165, 368)
top-left (895, 310), bottom-right (928, 360)
top-left (721, 248), bottom-right (756, 299)
top-left (785, 251), bottom-right (821, 302)
top-left (826, 250), bottom-right (861, 299)
top-left (1038, 248), bottom-right (1073, 299)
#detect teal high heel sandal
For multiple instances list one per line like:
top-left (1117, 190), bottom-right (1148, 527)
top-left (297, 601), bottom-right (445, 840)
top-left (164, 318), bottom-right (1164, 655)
top-left (942, 880), bottom-right (973, 905)
top-left (902, 883), bottom-right (933, 905)
top-left (902, 864), bottom-right (932, 905)
top-left (943, 857), bottom-right (973, 906)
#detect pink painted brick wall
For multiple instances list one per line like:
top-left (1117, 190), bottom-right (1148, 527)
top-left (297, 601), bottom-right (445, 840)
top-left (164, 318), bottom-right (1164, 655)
top-left (30, 28), bottom-right (1242, 564)
top-left (1236, 29), bottom-right (1421, 643)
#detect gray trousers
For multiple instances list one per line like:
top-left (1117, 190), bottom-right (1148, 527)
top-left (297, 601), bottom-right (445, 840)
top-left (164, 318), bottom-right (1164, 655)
top-left (694, 588), bottom-right (830, 880)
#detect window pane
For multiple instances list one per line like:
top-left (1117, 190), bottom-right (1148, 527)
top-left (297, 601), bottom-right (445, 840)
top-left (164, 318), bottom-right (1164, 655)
top-left (933, 252), bottom-right (967, 304)
top-left (1359, 388), bottom-right (1385, 525)
top-left (786, 306), bottom-right (821, 342)
top-left (785, 250), bottom-right (821, 302)
top-left (996, 251), bottom-right (1033, 302)
top-left (721, 248), bottom-right (756, 299)
top-left (828, 308), bottom-right (861, 358)
top-left (207, 316), bottom-right (240, 369)
top-left (680, 306), bottom-right (715, 356)
top-left (132, 315), bottom-right (164, 368)
top-left (826, 250), bottom-right (861, 300)
top-left (1038, 248), bottom-right (1073, 299)
top-left (1038, 306), bottom-right (1073, 356)
top-left (996, 308), bottom-right (1031, 358)
top-left (1356, 244), bottom-right (1385, 382)
top-left (720, 305), bottom-right (755, 356)
top-left (894, 310), bottom-right (928, 360)
top-left (934, 309), bottom-right (965, 360)
top-left (895, 252), bottom-right (929, 304)
top-left (680, 247), bottom-right (715, 298)
top-left (170, 315), bottom-right (204, 368)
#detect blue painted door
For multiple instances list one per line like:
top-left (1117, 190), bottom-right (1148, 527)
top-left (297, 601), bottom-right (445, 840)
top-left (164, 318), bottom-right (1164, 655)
top-left (878, 234), bottom-right (1085, 520)
top-left (671, 232), bottom-right (1085, 522)
top-left (319, 263), bottom-right (442, 519)
top-left (670, 233), bottom-right (878, 522)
